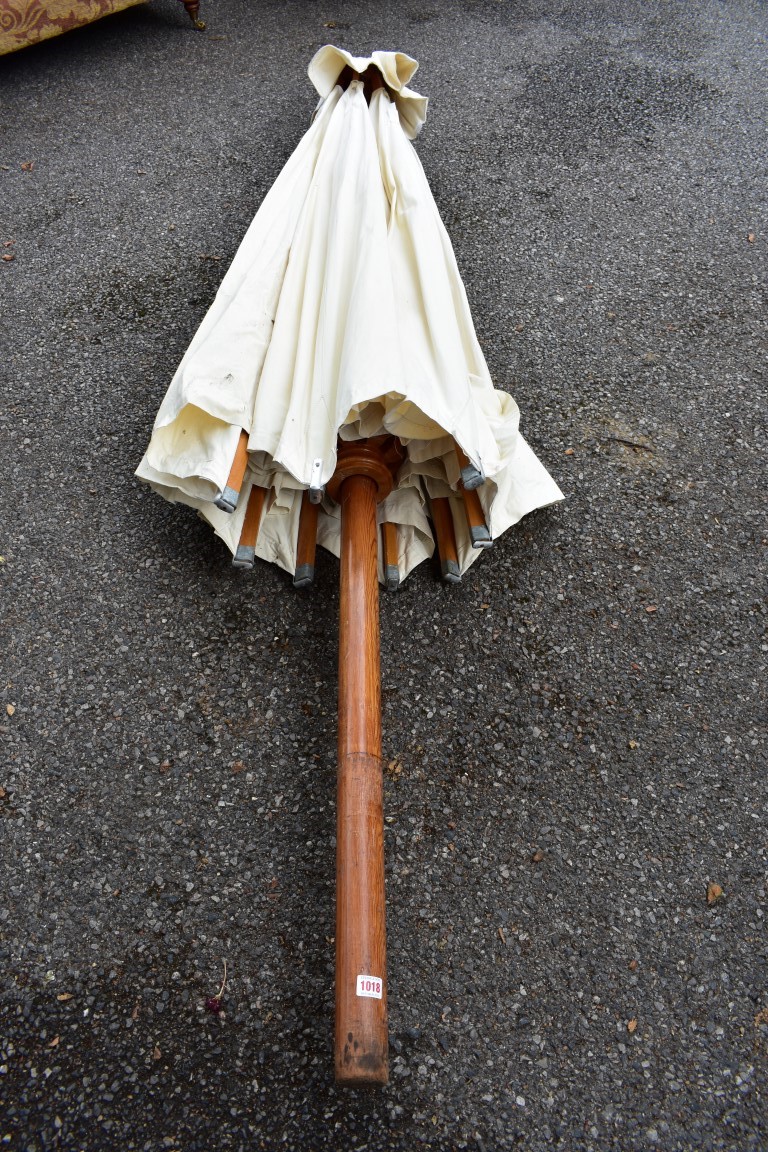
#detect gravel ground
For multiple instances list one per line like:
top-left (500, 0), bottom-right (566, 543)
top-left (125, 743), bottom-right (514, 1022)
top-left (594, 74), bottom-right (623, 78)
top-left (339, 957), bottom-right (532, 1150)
top-left (1, 1), bottom-right (766, 1149)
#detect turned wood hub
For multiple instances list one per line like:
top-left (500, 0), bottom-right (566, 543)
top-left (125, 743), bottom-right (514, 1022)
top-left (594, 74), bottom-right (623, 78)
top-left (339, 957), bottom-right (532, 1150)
top-left (327, 435), bottom-right (404, 506)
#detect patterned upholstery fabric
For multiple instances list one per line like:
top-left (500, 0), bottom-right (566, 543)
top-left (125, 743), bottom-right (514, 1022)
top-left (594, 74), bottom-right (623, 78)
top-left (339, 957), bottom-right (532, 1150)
top-left (0, 0), bottom-right (147, 55)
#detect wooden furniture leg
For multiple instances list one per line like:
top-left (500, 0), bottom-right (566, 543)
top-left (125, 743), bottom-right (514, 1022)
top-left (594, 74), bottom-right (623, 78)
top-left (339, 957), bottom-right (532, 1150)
top-left (180, 1), bottom-right (206, 30)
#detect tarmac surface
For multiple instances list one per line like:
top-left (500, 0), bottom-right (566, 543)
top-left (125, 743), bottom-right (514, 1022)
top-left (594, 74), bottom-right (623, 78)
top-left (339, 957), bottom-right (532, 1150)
top-left (1, 1), bottom-right (766, 1148)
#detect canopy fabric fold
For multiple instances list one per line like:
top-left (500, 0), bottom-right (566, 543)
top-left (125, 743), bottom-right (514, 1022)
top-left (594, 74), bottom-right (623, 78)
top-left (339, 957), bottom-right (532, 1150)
top-left (136, 47), bottom-right (564, 583)
top-left (308, 45), bottom-right (429, 139)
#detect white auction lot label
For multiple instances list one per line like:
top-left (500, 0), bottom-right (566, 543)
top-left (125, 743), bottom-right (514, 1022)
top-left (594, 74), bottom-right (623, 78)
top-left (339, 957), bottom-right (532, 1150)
top-left (356, 975), bottom-right (383, 999)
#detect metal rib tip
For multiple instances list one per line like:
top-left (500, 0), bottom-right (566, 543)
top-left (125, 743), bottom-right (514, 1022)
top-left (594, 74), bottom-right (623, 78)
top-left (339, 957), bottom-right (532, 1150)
top-left (309, 458), bottom-right (324, 503)
top-left (293, 563), bottom-right (315, 589)
top-left (441, 559), bottom-right (462, 584)
top-left (469, 525), bottom-right (493, 549)
top-left (232, 544), bottom-right (255, 569)
top-left (214, 485), bottom-right (240, 513)
top-left (461, 463), bottom-right (485, 490)
top-left (385, 564), bottom-right (400, 592)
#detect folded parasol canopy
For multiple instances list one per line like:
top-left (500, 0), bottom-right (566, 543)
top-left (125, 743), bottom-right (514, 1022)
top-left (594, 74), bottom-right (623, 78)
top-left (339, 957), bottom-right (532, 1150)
top-left (136, 46), bottom-right (564, 583)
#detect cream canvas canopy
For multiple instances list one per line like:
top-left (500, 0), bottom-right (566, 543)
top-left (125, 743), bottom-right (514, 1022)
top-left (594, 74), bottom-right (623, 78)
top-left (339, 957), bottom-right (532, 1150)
top-left (136, 45), bottom-right (563, 585)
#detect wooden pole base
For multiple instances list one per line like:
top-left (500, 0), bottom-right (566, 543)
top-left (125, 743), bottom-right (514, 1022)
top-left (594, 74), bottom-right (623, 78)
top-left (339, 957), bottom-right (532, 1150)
top-left (335, 473), bottom-right (388, 1085)
top-left (332, 438), bottom-right (402, 1087)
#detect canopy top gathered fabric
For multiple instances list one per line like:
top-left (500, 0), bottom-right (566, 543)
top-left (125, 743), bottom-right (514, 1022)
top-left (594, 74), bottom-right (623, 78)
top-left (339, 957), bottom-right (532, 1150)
top-left (308, 45), bottom-right (429, 139)
top-left (136, 47), bottom-right (564, 584)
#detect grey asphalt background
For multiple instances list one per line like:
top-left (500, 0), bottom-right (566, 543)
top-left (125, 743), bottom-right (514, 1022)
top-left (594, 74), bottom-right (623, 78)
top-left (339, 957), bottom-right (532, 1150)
top-left (1, 1), bottom-right (766, 1148)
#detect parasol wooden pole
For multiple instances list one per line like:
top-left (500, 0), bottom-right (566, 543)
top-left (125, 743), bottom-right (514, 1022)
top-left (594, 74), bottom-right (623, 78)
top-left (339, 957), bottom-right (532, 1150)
top-left (335, 471), bottom-right (389, 1085)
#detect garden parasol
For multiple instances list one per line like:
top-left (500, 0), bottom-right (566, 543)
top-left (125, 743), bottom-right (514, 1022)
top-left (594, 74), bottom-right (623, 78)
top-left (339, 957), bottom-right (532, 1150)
top-left (137, 46), bottom-right (563, 1085)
